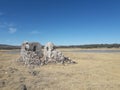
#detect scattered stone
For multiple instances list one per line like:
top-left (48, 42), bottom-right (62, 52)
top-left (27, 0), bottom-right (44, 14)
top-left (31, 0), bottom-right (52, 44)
top-left (19, 77), bottom-right (26, 83)
top-left (7, 67), bottom-right (18, 73)
top-left (18, 84), bottom-right (27, 90)
top-left (28, 70), bottom-right (39, 76)
top-left (0, 79), bottom-right (6, 88)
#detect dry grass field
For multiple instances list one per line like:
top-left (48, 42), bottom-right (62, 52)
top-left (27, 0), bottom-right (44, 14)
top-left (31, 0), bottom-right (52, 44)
top-left (0, 48), bottom-right (120, 90)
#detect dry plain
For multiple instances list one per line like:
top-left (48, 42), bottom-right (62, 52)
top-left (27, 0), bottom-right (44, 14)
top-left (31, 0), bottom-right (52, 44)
top-left (0, 48), bottom-right (120, 90)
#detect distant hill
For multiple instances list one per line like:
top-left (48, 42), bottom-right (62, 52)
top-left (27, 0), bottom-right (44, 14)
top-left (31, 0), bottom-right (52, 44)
top-left (0, 43), bottom-right (120, 49)
top-left (56, 44), bottom-right (120, 48)
top-left (0, 44), bottom-right (20, 49)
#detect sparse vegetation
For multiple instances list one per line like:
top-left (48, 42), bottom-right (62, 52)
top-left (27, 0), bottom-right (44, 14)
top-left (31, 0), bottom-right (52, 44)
top-left (0, 48), bottom-right (120, 90)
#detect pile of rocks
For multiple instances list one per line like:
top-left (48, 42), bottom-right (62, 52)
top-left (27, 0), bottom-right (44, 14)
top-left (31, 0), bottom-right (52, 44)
top-left (20, 51), bottom-right (42, 65)
top-left (44, 42), bottom-right (76, 64)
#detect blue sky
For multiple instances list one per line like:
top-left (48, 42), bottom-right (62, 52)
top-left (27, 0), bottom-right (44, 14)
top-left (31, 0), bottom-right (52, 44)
top-left (0, 0), bottom-right (120, 45)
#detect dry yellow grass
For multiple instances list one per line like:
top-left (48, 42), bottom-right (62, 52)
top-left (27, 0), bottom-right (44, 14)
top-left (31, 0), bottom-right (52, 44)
top-left (0, 49), bottom-right (120, 90)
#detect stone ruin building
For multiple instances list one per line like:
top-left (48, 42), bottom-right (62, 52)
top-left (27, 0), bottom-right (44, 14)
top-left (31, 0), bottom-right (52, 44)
top-left (18, 41), bottom-right (76, 66)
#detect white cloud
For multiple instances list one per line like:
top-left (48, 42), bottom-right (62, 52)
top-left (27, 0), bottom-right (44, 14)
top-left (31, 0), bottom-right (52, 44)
top-left (0, 22), bottom-right (18, 33)
top-left (30, 30), bottom-right (41, 34)
top-left (8, 27), bottom-right (17, 34)
top-left (0, 22), bottom-right (15, 28)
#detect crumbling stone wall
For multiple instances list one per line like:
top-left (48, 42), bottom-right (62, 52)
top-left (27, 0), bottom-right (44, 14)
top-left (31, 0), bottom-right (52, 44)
top-left (19, 42), bottom-right (43, 65)
top-left (43, 42), bottom-right (55, 62)
top-left (44, 42), bottom-right (76, 64)
top-left (21, 42), bottom-right (43, 58)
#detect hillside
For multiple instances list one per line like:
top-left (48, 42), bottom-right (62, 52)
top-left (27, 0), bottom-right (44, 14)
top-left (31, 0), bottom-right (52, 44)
top-left (0, 43), bottom-right (120, 49)
top-left (57, 44), bottom-right (120, 48)
top-left (0, 44), bottom-right (20, 49)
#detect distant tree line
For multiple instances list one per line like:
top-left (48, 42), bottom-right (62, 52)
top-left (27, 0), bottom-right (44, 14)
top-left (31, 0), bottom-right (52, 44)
top-left (56, 44), bottom-right (120, 48)
top-left (0, 44), bottom-right (120, 49)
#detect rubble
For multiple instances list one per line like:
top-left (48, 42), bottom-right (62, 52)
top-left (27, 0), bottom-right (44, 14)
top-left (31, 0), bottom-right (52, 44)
top-left (0, 79), bottom-right (6, 88)
top-left (44, 42), bottom-right (76, 64)
top-left (28, 70), bottom-right (39, 76)
top-left (18, 84), bottom-right (27, 90)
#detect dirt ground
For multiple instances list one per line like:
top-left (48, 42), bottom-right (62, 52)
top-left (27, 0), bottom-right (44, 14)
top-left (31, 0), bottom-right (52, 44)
top-left (0, 49), bottom-right (120, 90)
